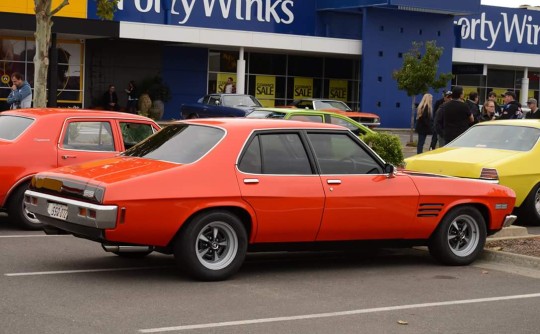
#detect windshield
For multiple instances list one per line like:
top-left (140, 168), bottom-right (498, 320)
top-left (448, 124), bottom-right (540, 151)
top-left (123, 124), bottom-right (225, 164)
top-left (246, 110), bottom-right (286, 119)
top-left (0, 115), bottom-right (34, 140)
top-left (313, 100), bottom-right (351, 111)
top-left (221, 95), bottom-right (262, 107)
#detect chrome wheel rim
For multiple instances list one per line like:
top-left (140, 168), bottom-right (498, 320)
top-left (196, 221), bottom-right (238, 270)
top-left (447, 214), bottom-right (480, 257)
top-left (534, 188), bottom-right (540, 216)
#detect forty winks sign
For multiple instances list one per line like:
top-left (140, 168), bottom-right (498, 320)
top-left (103, 0), bottom-right (312, 34)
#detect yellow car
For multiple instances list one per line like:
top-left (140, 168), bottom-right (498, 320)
top-left (404, 120), bottom-right (540, 225)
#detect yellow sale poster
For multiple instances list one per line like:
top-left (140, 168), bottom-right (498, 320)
top-left (0, 0), bottom-right (87, 18)
top-left (255, 76), bottom-right (275, 107)
top-left (216, 73), bottom-right (236, 94)
top-left (329, 80), bottom-right (348, 101)
top-left (293, 77), bottom-right (313, 99)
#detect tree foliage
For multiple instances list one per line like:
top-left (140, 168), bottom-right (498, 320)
top-left (392, 41), bottom-right (452, 144)
top-left (33, 0), bottom-right (119, 107)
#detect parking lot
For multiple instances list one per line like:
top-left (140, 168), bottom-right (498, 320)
top-left (2, 213), bottom-right (540, 334)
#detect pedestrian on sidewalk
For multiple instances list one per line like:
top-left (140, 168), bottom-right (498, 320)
top-left (430, 90), bottom-right (451, 150)
top-left (415, 93), bottom-right (432, 154)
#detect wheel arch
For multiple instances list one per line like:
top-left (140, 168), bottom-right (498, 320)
top-left (430, 202), bottom-right (490, 238)
top-left (4, 176), bottom-right (33, 208)
top-left (166, 206), bottom-right (254, 251)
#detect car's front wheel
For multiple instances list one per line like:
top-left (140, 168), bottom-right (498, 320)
top-left (7, 183), bottom-right (43, 230)
top-left (519, 183), bottom-right (540, 226)
top-left (428, 206), bottom-right (486, 265)
top-left (174, 210), bottom-right (247, 281)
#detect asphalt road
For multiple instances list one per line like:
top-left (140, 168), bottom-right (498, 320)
top-left (1, 213), bottom-right (540, 334)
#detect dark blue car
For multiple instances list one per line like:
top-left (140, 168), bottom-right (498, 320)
top-left (180, 94), bottom-right (262, 119)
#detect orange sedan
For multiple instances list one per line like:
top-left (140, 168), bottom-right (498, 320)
top-left (25, 119), bottom-right (516, 281)
top-left (0, 108), bottom-right (160, 229)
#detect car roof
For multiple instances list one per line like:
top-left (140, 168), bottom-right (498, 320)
top-left (2, 108), bottom-right (157, 122)
top-left (176, 117), bottom-right (345, 130)
top-left (476, 119), bottom-right (540, 128)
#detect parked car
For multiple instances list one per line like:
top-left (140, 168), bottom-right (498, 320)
top-left (284, 98), bottom-right (381, 128)
top-left (180, 94), bottom-right (262, 119)
top-left (25, 119), bottom-right (516, 281)
top-left (0, 108), bottom-right (160, 230)
top-left (404, 119), bottom-right (540, 225)
top-left (246, 108), bottom-right (375, 136)
top-left (246, 108), bottom-right (404, 166)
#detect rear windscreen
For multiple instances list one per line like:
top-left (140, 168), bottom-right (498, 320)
top-left (0, 115), bottom-right (34, 140)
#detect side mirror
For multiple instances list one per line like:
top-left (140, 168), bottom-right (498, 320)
top-left (384, 163), bottom-right (395, 177)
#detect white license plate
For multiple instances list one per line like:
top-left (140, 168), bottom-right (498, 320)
top-left (47, 203), bottom-right (68, 220)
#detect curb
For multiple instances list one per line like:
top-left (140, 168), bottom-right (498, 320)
top-left (479, 249), bottom-right (540, 270)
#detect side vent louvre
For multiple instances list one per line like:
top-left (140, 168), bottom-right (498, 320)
top-left (417, 203), bottom-right (444, 217)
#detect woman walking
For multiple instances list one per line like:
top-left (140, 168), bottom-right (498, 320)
top-left (415, 93), bottom-right (433, 154)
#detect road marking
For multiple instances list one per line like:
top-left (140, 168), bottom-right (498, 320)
top-left (5, 266), bottom-right (174, 277)
top-left (0, 234), bottom-right (69, 238)
top-left (139, 292), bottom-right (540, 333)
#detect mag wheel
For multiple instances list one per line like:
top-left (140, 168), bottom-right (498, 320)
top-left (174, 211), bottom-right (247, 281)
top-left (429, 206), bottom-right (486, 265)
top-left (7, 183), bottom-right (43, 230)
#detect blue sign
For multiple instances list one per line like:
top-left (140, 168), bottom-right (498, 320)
top-left (88, 0), bottom-right (318, 36)
top-left (455, 5), bottom-right (540, 54)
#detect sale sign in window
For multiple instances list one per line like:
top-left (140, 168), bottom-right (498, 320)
top-left (255, 75), bottom-right (275, 107)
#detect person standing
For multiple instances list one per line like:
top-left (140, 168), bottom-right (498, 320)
top-left (7, 72), bottom-right (32, 109)
top-left (480, 100), bottom-right (497, 122)
top-left (124, 80), bottom-right (138, 114)
top-left (222, 77), bottom-right (236, 94)
top-left (487, 91), bottom-right (502, 118)
top-left (497, 91), bottom-right (522, 120)
top-left (415, 93), bottom-right (432, 154)
top-left (436, 86), bottom-right (474, 145)
top-left (430, 90), bottom-right (452, 150)
top-left (525, 98), bottom-right (540, 119)
top-left (465, 91), bottom-right (481, 124)
top-left (102, 84), bottom-right (120, 111)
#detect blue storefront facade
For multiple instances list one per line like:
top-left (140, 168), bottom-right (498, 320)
top-left (2, 0), bottom-right (540, 127)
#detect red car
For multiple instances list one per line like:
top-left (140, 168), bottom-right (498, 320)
top-left (25, 119), bottom-right (515, 281)
top-left (0, 108), bottom-right (160, 230)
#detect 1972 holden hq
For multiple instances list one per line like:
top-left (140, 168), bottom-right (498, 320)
top-left (0, 108), bottom-right (159, 229)
top-left (24, 119), bottom-right (516, 281)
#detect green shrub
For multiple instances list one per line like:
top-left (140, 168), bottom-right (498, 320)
top-left (361, 132), bottom-right (404, 167)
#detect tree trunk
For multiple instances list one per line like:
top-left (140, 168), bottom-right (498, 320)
top-left (409, 95), bottom-right (417, 145)
top-left (34, 1), bottom-right (53, 108)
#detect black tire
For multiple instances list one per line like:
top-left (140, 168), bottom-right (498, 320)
top-left (188, 114), bottom-right (199, 119)
top-left (7, 183), bottom-right (43, 230)
top-left (112, 250), bottom-right (153, 258)
top-left (517, 183), bottom-right (540, 226)
top-left (428, 206), bottom-right (486, 266)
top-left (174, 211), bottom-right (247, 281)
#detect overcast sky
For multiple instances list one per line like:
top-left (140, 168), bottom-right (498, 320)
top-left (481, 0), bottom-right (540, 7)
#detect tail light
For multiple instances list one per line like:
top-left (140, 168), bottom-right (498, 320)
top-left (480, 168), bottom-right (499, 180)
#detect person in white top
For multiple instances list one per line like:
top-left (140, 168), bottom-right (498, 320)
top-left (222, 77), bottom-right (236, 94)
top-left (7, 72), bottom-right (32, 109)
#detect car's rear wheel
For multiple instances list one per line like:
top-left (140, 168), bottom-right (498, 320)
top-left (7, 183), bottom-right (43, 230)
top-left (174, 210), bottom-right (247, 281)
top-left (428, 206), bottom-right (486, 265)
top-left (518, 183), bottom-right (540, 226)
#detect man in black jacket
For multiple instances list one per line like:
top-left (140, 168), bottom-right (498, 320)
top-left (430, 90), bottom-right (452, 150)
top-left (497, 91), bottom-right (522, 120)
top-left (525, 98), bottom-right (540, 119)
top-left (436, 86), bottom-right (474, 145)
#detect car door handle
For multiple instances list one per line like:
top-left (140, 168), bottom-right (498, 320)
top-left (327, 179), bottom-right (342, 184)
top-left (61, 155), bottom-right (77, 159)
top-left (243, 178), bottom-right (259, 184)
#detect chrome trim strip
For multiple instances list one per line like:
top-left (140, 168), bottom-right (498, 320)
top-left (24, 190), bottom-right (117, 229)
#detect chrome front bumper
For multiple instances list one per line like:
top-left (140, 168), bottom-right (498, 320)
top-left (24, 190), bottom-right (118, 229)
top-left (503, 214), bottom-right (517, 228)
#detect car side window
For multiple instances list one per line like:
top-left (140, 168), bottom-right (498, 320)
top-left (308, 132), bottom-right (382, 174)
top-left (62, 121), bottom-right (115, 151)
top-left (289, 115), bottom-right (323, 123)
top-left (296, 101), bottom-right (313, 109)
top-left (119, 122), bottom-right (156, 149)
top-left (238, 133), bottom-right (313, 175)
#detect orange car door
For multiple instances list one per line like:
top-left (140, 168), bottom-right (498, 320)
top-left (236, 132), bottom-right (325, 243)
top-left (307, 132), bottom-right (419, 241)
top-left (57, 120), bottom-right (119, 167)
